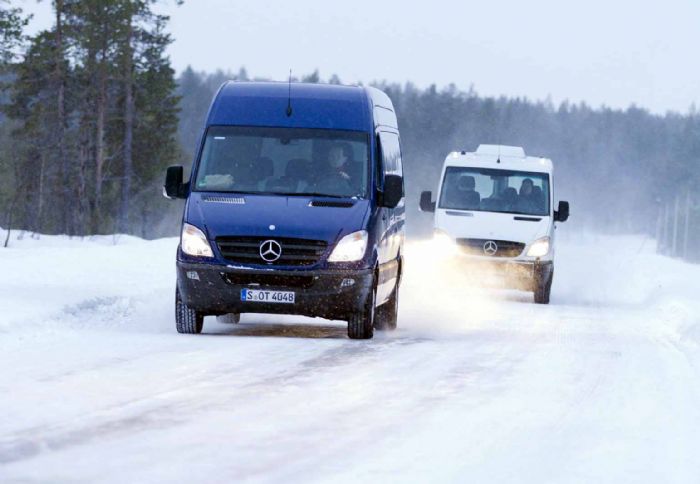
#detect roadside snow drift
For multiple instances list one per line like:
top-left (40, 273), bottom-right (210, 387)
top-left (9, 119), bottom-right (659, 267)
top-left (1, 229), bottom-right (699, 483)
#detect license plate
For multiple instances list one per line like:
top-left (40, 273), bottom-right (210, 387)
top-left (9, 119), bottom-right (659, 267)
top-left (241, 288), bottom-right (295, 304)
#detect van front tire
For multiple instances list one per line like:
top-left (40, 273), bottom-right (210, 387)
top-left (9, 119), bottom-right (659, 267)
top-left (533, 268), bottom-right (553, 304)
top-left (176, 287), bottom-right (204, 334)
top-left (374, 286), bottom-right (398, 331)
top-left (348, 285), bottom-right (375, 339)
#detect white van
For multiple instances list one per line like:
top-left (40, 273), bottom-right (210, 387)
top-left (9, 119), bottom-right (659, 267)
top-left (419, 144), bottom-right (569, 303)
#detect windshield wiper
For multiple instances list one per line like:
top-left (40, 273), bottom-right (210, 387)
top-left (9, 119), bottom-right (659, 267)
top-left (286, 192), bottom-right (351, 199)
top-left (196, 189), bottom-right (260, 195)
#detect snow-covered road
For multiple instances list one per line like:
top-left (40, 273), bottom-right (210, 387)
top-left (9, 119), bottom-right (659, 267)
top-left (1, 231), bottom-right (700, 483)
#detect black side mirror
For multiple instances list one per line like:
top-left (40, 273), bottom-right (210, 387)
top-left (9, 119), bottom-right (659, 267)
top-left (164, 165), bottom-right (188, 199)
top-left (381, 174), bottom-right (404, 208)
top-left (419, 190), bottom-right (436, 213)
top-left (554, 200), bottom-right (569, 222)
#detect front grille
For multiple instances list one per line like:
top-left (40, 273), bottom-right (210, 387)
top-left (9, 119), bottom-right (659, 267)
top-left (457, 238), bottom-right (525, 258)
top-left (222, 272), bottom-right (316, 288)
top-left (216, 236), bottom-right (328, 266)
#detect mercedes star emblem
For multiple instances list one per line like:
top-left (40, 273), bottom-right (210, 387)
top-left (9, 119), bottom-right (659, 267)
top-left (259, 239), bottom-right (282, 262)
top-left (483, 240), bottom-right (498, 256)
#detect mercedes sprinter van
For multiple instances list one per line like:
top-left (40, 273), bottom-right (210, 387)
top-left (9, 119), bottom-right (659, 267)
top-left (419, 145), bottom-right (569, 303)
top-left (164, 82), bottom-right (405, 339)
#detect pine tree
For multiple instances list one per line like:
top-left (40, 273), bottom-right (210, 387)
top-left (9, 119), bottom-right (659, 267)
top-left (4, 0), bottom-right (182, 237)
top-left (127, 2), bottom-right (181, 235)
top-left (0, 0), bottom-right (29, 66)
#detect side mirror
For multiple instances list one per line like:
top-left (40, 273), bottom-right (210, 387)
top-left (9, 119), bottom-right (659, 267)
top-left (554, 200), bottom-right (569, 222)
top-left (419, 190), bottom-right (436, 213)
top-left (164, 165), bottom-right (188, 199)
top-left (381, 174), bottom-right (404, 208)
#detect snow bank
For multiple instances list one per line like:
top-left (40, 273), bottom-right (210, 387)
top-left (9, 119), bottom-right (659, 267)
top-left (0, 228), bottom-right (178, 333)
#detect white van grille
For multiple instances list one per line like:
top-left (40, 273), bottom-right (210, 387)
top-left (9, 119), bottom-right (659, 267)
top-left (457, 239), bottom-right (525, 258)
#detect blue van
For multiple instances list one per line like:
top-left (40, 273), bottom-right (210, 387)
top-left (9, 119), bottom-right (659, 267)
top-left (164, 82), bottom-right (405, 339)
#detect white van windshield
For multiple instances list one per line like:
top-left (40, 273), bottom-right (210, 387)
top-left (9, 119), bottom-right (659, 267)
top-left (194, 126), bottom-right (370, 198)
top-left (439, 167), bottom-right (550, 216)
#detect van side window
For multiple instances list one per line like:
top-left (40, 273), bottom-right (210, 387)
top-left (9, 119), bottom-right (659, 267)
top-left (378, 131), bottom-right (403, 178)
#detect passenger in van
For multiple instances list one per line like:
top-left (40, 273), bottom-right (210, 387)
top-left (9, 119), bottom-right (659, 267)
top-left (520, 178), bottom-right (534, 197)
top-left (198, 146), bottom-right (237, 190)
top-left (502, 186), bottom-right (519, 210)
top-left (444, 174), bottom-right (480, 209)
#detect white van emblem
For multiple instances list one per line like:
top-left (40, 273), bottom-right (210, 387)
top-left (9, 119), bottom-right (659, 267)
top-left (259, 240), bottom-right (282, 262)
top-left (483, 240), bottom-right (498, 256)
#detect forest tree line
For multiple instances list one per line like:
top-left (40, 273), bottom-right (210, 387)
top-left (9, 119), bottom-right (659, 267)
top-left (0, 0), bottom-right (180, 240)
top-left (2, 2), bottom-right (699, 260)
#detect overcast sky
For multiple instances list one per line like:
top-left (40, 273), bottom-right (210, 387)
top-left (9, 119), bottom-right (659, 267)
top-left (20, 0), bottom-right (699, 114)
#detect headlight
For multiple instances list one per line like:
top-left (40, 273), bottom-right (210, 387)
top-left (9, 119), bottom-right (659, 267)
top-left (433, 229), bottom-right (457, 253)
top-left (329, 230), bottom-right (368, 262)
top-left (181, 223), bottom-right (214, 257)
top-left (526, 236), bottom-right (550, 257)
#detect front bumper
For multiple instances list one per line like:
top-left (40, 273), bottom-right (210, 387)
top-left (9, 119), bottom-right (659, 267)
top-left (453, 256), bottom-right (553, 291)
top-left (177, 261), bottom-right (374, 320)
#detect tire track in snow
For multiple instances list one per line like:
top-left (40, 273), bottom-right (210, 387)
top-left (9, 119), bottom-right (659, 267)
top-left (0, 330), bottom-right (430, 465)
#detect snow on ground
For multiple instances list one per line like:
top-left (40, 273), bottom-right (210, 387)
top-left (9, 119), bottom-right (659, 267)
top-left (1, 229), bottom-right (700, 483)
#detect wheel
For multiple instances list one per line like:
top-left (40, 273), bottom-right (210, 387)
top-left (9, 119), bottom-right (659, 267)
top-left (533, 269), bottom-right (553, 304)
top-left (176, 287), bottom-right (204, 333)
top-left (217, 313), bottom-right (240, 324)
top-left (374, 285), bottom-right (398, 331)
top-left (348, 283), bottom-right (375, 340)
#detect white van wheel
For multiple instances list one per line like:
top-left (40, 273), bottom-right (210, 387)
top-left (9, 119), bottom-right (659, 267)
top-left (534, 269), bottom-right (553, 304)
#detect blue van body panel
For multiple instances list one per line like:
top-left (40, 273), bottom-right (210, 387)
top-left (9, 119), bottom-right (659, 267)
top-left (186, 192), bottom-right (371, 268)
top-left (176, 82), bottom-right (403, 321)
top-left (207, 82), bottom-right (370, 131)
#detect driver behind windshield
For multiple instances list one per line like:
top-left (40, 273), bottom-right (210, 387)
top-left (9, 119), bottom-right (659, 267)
top-left (515, 178), bottom-right (546, 214)
top-left (325, 143), bottom-right (352, 180)
top-left (195, 127), bottom-right (369, 198)
top-left (313, 142), bottom-right (361, 196)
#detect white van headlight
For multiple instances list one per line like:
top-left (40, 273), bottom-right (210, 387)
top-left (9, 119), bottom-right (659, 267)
top-left (181, 223), bottom-right (214, 258)
top-left (329, 230), bottom-right (368, 262)
top-left (526, 236), bottom-right (550, 257)
top-left (433, 229), bottom-right (457, 252)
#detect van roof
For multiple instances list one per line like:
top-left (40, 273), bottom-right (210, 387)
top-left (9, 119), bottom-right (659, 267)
top-left (444, 144), bottom-right (553, 173)
top-left (206, 81), bottom-right (375, 131)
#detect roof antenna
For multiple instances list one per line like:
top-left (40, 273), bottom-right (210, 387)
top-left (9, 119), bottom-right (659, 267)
top-left (286, 69), bottom-right (293, 117)
top-left (497, 140), bottom-right (501, 163)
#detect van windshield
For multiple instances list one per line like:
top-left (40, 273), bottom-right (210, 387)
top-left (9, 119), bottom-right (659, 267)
top-left (439, 167), bottom-right (550, 216)
top-left (194, 126), bottom-right (370, 198)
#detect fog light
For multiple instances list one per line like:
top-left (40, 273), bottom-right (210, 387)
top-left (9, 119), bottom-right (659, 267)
top-left (340, 278), bottom-right (355, 288)
top-left (186, 271), bottom-right (200, 281)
